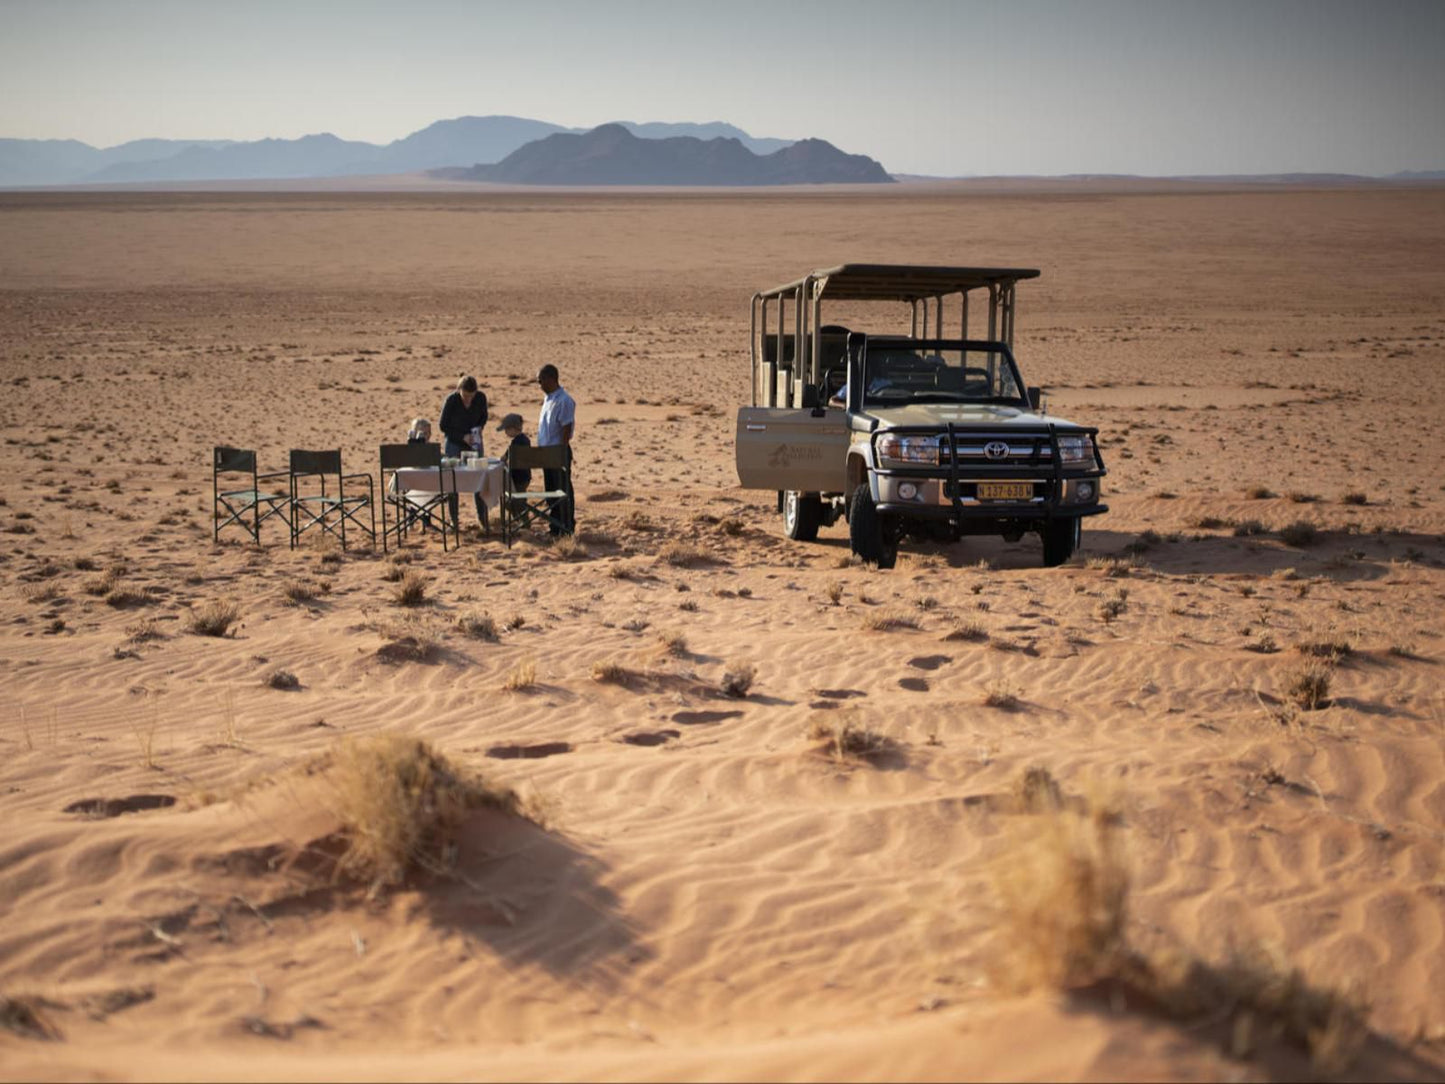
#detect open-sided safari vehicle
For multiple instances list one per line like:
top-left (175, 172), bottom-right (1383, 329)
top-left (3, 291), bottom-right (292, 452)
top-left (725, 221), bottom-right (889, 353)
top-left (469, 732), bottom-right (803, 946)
top-left (735, 264), bottom-right (1107, 567)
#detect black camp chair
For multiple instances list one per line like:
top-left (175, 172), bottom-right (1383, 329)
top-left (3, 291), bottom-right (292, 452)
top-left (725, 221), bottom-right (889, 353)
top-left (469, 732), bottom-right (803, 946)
top-left (212, 446), bottom-right (289, 544)
top-left (500, 444), bottom-right (572, 546)
top-left (288, 449), bottom-right (376, 551)
top-left (379, 442), bottom-right (458, 552)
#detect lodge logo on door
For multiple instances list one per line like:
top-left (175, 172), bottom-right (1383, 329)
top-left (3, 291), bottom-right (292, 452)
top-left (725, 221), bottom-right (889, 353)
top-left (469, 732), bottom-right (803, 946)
top-left (768, 443), bottom-right (822, 469)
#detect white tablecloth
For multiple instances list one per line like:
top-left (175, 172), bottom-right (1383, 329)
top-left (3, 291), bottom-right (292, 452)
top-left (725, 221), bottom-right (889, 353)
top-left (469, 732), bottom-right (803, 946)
top-left (393, 461), bottom-right (506, 509)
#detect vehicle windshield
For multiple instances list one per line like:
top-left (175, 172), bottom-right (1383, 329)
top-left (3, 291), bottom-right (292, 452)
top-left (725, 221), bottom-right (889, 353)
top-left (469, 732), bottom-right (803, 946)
top-left (860, 343), bottom-right (1025, 407)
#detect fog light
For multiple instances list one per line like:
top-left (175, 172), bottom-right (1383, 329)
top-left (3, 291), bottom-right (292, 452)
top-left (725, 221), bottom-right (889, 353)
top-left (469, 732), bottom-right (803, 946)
top-left (1076, 481), bottom-right (1095, 502)
top-left (898, 482), bottom-right (919, 500)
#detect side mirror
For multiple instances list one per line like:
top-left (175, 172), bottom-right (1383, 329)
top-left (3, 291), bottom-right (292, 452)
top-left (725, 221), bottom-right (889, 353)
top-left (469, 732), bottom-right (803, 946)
top-left (1027, 386), bottom-right (1043, 411)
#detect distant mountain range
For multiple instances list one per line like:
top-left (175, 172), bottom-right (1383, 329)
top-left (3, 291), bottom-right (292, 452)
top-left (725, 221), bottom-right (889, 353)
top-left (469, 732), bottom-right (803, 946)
top-left (433, 124), bottom-right (892, 186)
top-left (0, 116), bottom-right (803, 187)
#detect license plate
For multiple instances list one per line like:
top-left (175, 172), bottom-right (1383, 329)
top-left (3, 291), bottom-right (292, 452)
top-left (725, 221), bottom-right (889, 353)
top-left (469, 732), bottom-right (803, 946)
top-left (977, 482), bottom-right (1033, 500)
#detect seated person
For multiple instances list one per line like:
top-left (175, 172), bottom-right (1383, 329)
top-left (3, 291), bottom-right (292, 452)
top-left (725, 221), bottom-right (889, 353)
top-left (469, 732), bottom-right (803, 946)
top-left (407, 417), bottom-right (432, 444)
top-left (495, 413), bottom-right (532, 505)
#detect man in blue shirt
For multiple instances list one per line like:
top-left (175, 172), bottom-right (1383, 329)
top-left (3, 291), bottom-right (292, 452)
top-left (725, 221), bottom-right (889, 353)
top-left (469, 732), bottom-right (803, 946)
top-left (536, 364), bottom-right (576, 535)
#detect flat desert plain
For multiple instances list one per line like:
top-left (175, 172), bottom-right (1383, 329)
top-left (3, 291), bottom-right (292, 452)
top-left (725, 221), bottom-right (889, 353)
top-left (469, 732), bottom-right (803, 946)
top-left (1, 183), bottom-right (1444, 1082)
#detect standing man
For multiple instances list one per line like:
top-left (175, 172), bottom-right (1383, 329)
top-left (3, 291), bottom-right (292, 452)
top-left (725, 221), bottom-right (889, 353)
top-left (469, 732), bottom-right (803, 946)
top-left (535, 363), bottom-right (576, 536)
top-left (439, 375), bottom-right (489, 529)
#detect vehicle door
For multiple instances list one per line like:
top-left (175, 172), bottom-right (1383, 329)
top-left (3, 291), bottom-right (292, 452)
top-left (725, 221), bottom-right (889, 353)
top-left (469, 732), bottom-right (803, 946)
top-left (735, 406), bottom-right (850, 492)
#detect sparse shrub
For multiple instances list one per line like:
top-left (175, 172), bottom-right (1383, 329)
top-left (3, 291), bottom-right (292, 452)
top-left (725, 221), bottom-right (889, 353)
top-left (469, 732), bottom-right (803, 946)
top-left (1188, 515), bottom-right (1233, 530)
top-left (590, 660), bottom-right (629, 685)
top-left (73, 556), bottom-right (99, 571)
top-left (1245, 485), bottom-right (1276, 500)
top-left (380, 556), bottom-right (411, 582)
top-left (1286, 659), bottom-right (1332, 710)
top-left (328, 734), bottom-right (518, 887)
top-left (944, 621), bottom-right (989, 643)
top-left (659, 541), bottom-right (710, 567)
top-left (1014, 765), bottom-right (1064, 813)
top-left (283, 578), bottom-right (325, 603)
top-left (1296, 631), bottom-right (1352, 659)
top-left (1287, 491), bottom-right (1320, 504)
top-left (982, 679), bottom-right (1021, 709)
top-left (719, 518), bottom-right (746, 536)
top-left (678, 599), bottom-right (698, 612)
top-left (456, 612), bottom-right (496, 640)
top-left (266, 668), bottom-right (300, 690)
top-left (721, 661), bottom-right (755, 698)
top-left (658, 630), bottom-right (688, 657)
top-left (1279, 520), bottom-right (1318, 547)
top-left (22, 583), bottom-right (58, 604)
top-left (1086, 556), bottom-right (1133, 577)
top-left (1247, 631), bottom-right (1279, 654)
top-left (824, 581), bottom-right (843, 606)
top-left (392, 569), bottom-right (429, 607)
top-left (861, 610), bottom-right (919, 632)
top-left (189, 600), bottom-right (240, 636)
top-left (503, 612), bottom-right (526, 631)
top-left (0, 994), bottom-right (62, 1040)
top-left (1096, 589), bottom-right (1128, 624)
top-left (501, 660), bottom-right (536, 691)
top-left (1233, 519), bottom-right (1268, 537)
top-left (807, 714), bottom-right (887, 760)
top-left (992, 803), bottom-right (1128, 988)
top-left (104, 583), bottom-right (150, 608)
top-left (82, 568), bottom-right (122, 596)
top-left (1340, 491), bottom-right (1368, 506)
top-left (549, 534), bottom-right (589, 560)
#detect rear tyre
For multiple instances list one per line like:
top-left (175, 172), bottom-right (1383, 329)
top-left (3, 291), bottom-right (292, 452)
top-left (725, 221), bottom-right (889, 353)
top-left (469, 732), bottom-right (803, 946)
top-left (1041, 518), bottom-right (1081, 567)
top-left (849, 485), bottom-right (897, 569)
top-left (783, 490), bottom-right (822, 541)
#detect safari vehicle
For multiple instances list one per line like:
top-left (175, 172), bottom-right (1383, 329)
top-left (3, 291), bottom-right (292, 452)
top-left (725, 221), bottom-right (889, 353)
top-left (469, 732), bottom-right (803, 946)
top-left (734, 264), bottom-right (1107, 568)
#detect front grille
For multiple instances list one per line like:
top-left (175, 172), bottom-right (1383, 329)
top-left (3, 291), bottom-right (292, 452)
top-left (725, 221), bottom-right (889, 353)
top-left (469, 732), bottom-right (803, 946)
top-left (942, 432), bottom-right (1054, 467)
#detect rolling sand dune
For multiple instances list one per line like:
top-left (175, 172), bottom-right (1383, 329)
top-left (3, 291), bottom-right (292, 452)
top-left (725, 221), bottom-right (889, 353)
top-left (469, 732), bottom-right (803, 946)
top-left (1, 184), bottom-right (1444, 1080)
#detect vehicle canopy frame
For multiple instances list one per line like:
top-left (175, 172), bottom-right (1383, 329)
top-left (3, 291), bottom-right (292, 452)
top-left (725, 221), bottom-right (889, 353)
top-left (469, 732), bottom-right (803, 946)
top-left (749, 263), bottom-right (1041, 409)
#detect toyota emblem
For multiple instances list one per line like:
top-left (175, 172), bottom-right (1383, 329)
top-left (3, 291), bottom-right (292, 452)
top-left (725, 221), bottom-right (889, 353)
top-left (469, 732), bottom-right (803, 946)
top-left (984, 440), bottom-right (1010, 460)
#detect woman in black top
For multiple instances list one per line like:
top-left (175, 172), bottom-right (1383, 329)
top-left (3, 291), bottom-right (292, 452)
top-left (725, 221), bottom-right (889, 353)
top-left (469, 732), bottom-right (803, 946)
top-left (439, 375), bottom-right (488, 457)
top-left (438, 375), bottom-right (489, 528)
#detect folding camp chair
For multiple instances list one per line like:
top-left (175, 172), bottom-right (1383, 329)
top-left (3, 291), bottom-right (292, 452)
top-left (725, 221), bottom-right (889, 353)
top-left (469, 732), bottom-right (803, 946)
top-left (379, 442), bottom-right (458, 553)
top-left (288, 449), bottom-right (376, 551)
top-left (500, 444), bottom-right (572, 547)
top-left (213, 446), bottom-right (289, 544)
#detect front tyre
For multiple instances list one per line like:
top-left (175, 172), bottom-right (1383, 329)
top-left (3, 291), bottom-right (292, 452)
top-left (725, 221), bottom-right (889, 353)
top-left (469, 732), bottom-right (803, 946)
top-left (1041, 517), bottom-right (1081, 567)
top-left (849, 485), bottom-right (897, 569)
top-left (783, 490), bottom-right (822, 541)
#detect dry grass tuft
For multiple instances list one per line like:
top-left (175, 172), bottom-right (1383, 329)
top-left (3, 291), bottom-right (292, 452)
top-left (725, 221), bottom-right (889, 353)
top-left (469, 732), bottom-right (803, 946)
top-left (1096, 588), bottom-right (1129, 624)
top-left (455, 612), bottom-right (496, 640)
top-left (861, 609), bottom-right (920, 632)
top-left (721, 661), bottom-right (756, 698)
top-left (1285, 659), bottom-right (1332, 711)
top-left (1279, 519), bottom-right (1319, 547)
top-left (328, 734), bottom-right (518, 888)
top-left (659, 541), bottom-right (711, 567)
top-left (188, 600), bottom-right (240, 637)
top-left (1339, 491), bottom-right (1368, 506)
top-left (283, 578), bottom-right (328, 604)
top-left (501, 659), bottom-right (537, 692)
top-left (807, 713), bottom-right (889, 761)
top-left (1295, 630), bottom-right (1353, 659)
top-left (1014, 765), bottom-right (1065, 813)
top-left (391, 569), bottom-right (430, 607)
top-left (982, 678), bottom-right (1021, 709)
top-left (265, 668), bottom-right (300, 690)
top-left (825, 580), bottom-right (844, 606)
top-left (944, 621), bottom-right (989, 643)
top-left (548, 534), bottom-right (589, 560)
top-left (993, 794), bottom-right (1368, 1071)
top-left (1245, 485), bottom-right (1276, 500)
top-left (590, 660), bottom-right (630, 685)
top-left (993, 803), bottom-right (1129, 988)
top-left (658, 630), bottom-right (688, 658)
top-left (0, 994), bottom-right (63, 1040)
top-left (1233, 518), bottom-right (1269, 537)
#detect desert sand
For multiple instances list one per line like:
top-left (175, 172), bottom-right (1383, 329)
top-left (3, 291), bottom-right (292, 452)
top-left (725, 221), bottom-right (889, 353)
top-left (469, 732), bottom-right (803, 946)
top-left (1, 182), bottom-right (1444, 1081)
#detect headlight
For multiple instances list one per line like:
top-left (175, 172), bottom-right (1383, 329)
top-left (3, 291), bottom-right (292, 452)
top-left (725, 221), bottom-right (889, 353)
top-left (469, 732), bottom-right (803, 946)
top-left (1057, 434), bottom-right (1095, 466)
top-left (877, 434), bottom-right (939, 465)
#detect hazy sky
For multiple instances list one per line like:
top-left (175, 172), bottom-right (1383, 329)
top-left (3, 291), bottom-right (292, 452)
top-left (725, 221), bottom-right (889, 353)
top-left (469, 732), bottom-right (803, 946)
top-left (2, 0), bottom-right (1442, 175)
